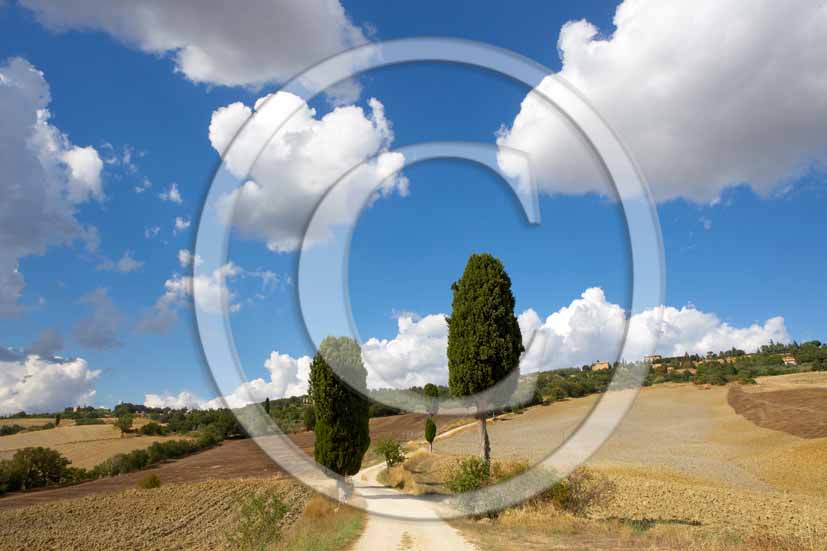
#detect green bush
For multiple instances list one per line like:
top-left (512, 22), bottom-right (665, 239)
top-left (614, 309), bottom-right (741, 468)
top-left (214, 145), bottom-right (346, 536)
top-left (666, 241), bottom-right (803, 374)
top-left (375, 436), bottom-right (405, 468)
top-left (74, 418), bottom-right (106, 425)
top-left (137, 473), bottom-right (161, 489)
top-left (446, 457), bottom-right (490, 493)
top-left (140, 421), bottom-right (167, 436)
top-left (0, 424), bottom-right (26, 436)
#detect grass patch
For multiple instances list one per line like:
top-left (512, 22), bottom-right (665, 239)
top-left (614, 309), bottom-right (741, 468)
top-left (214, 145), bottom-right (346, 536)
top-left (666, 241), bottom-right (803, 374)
top-left (136, 473), bottom-right (161, 489)
top-left (278, 495), bottom-right (366, 551)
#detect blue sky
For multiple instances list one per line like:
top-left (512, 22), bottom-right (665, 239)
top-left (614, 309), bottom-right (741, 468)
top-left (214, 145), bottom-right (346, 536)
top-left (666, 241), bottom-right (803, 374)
top-left (1, 1), bottom-right (825, 412)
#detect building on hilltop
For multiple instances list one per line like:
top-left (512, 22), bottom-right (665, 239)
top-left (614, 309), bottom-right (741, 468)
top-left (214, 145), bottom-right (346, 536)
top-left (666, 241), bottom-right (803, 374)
top-left (591, 361), bottom-right (611, 371)
top-left (782, 354), bottom-right (797, 366)
top-left (644, 354), bottom-right (662, 364)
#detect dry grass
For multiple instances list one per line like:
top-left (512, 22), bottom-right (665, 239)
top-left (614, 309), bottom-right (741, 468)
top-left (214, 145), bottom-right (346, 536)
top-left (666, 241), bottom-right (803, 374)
top-left (0, 423), bottom-right (187, 467)
top-left (454, 498), bottom-right (825, 551)
top-left (433, 375), bottom-right (827, 549)
top-left (276, 495), bottom-right (366, 551)
top-left (378, 449), bottom-right (461, 495)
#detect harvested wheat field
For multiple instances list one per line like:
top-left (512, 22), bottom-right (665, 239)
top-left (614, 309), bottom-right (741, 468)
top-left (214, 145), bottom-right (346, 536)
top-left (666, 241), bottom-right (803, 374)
top-left (436, 373), bottom-right (827, 544)
top-left (0, 477), bottom-right (311, 551)
top-left (0, 423), bottom-right (186, 467)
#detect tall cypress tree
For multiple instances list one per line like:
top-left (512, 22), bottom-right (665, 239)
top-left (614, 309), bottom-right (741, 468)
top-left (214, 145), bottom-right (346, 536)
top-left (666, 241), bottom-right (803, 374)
top-left (310, 336), bottom-right (371, 477)
top-left (447, 253), bottom-right (523, 465)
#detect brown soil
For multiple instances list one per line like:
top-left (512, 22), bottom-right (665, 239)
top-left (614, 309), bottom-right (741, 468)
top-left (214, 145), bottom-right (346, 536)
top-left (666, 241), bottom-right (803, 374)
top-left (728, 384), bottom-right (827, 438)
top-left (0, 439), bottom-right (285, 511)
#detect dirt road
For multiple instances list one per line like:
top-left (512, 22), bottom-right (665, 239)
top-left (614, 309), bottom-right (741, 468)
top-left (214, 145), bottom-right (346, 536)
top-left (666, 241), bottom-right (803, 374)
top-left (351, 463), bottom-right (477, 551)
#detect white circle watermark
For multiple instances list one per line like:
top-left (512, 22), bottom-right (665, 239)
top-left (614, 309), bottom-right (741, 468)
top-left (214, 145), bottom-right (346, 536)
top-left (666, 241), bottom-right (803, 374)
top-left (193, 37), bottom-right (665, 519)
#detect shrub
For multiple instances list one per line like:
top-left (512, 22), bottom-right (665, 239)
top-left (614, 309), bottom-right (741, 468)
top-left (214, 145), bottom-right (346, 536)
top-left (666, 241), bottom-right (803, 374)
top-left (228, 492), bottom-right (289, 550)
top-left (543, 467), bottom-right (616, 515)
top-left (0, 424), bottom-right (25, 436)
top-left (74, 418), bottom-right (105, 425)
top-left (446, 457), bottom-right (490, 493)
top-left (375, 436), bottom-right (405, 469)
top-left (137, 473), bottom-right (161, 489)
top-left (140, 421), bottom-right (166, 436)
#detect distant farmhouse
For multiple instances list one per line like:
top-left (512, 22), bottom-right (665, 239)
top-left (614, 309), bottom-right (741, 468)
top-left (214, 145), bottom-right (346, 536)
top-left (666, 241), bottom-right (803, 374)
top-left (782, 354), bottom-right (797, 366)
top-left (591, 361), bottom-right (611, 371)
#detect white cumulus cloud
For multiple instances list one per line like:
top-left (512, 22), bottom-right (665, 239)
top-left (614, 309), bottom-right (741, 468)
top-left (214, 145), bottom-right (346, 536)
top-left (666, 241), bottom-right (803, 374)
top-left (21, 0), bottom-right (371, 101)
top-left (362, 314), bottom-right (450, 389)
top-left (209, 92), bottom-right (407, 252)
top-left (143, 352), bottom-right (311, 410)
top-left (0, 57), bottom-right (104, 315)
top-left (136, 262), bottom-right (241, 334)
top-left (519, 288), bottom-right (791, 372)
top-left (0, 354), bottom-right (100, 415)
top-left (497, 0), bottom-right (827, 203)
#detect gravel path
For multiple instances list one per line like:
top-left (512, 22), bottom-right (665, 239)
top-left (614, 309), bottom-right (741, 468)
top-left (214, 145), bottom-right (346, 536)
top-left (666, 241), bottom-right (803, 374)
top-left (351, 463), bottom-right (477, 551)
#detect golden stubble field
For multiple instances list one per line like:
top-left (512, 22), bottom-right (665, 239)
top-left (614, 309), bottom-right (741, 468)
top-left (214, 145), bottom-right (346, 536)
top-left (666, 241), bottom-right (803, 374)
top-left (435, 373), bottom-right (827, 544)
top-left (0, 477), bottom-right (311, 551)
top-left (0, 419), bottom-right (185, 468)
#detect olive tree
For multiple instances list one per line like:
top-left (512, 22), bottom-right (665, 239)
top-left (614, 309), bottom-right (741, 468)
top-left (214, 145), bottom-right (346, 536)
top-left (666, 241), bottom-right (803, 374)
top-left (447, 253), bottom-right (523, 466)
top-left (114, 413), bottom-right (133, 437)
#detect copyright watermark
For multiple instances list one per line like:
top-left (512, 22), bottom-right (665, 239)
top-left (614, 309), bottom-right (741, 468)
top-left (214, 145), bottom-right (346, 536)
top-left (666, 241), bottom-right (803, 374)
top-left (193, 38), bottom-right (664, 519)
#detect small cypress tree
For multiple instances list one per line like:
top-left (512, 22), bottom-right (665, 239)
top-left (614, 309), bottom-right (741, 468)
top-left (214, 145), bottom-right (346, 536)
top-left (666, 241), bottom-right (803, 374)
top-left (447, 253), bottom-right (523, 465)
top-left (263, 397), bottom-right (271, 415)
top-left (425, 417), bottom-right (436, 453)
top-left (310, 336), bottom-right (370, 477)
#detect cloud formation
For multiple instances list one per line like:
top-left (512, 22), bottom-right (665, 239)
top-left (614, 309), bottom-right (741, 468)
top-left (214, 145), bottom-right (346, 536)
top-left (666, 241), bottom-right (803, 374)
top-left (209, 92), bottom-right (407, 252)
top-left (96, 250), bottom-right (144, 273)
top-left (0, 57), bottom-right (104, 315)
top-left (0, 353), bottom-right (100, 415)
top-left (497, 0), bottom-right (827, 203)
top-left (160, 288), bottom-right (790, 407)
top-left (159, 182), bottom-right (183, 204)
top-left (21, 0), bottom-right (370, 100)
top-left (136, 262), bottom-right (241, 334)
top-left (144, 352), bottom-right (311, 410)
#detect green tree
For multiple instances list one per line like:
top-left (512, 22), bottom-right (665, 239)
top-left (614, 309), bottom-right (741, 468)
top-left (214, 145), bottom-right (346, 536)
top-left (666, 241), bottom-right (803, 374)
top-left (303, 405), bottom-right (316, 431)
top-left (425, 417), bottom-right (437, 453)
top-left (264, 397), bottom-right (271, 415)
top-left (447, 253), bottom-right (524, 465)
top-left (114, 413), bottom-right (133, 437)
top-left (54, 413), bottom-right (62, 427)
top-left (310, 336), bottom-right (371, 477)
